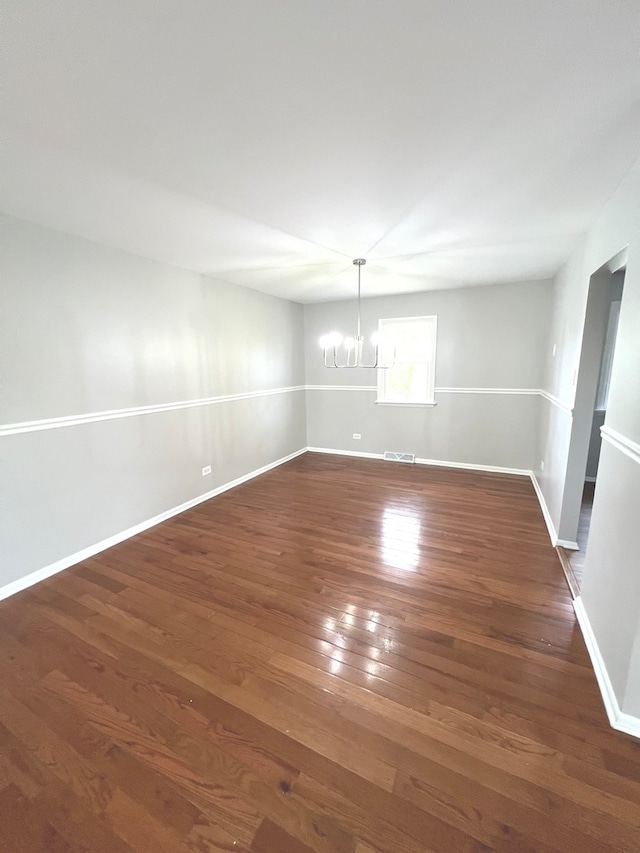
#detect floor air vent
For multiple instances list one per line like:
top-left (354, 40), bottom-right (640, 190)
top-left (383, 451), bottom-right (415, 464)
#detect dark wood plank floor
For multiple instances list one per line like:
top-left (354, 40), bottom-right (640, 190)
top-left (1, 453), bottom-right (639, 852)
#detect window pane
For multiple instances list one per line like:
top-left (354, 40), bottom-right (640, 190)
top-left (384, 363), bottom-right (429, 402)
top-left (384, 321), bottom-right (431, 363)
top-left (377, 315), bottom-right (437, 405)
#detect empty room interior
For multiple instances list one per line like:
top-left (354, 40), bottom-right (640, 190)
top-left (2, 3), bottom-right (640, 852)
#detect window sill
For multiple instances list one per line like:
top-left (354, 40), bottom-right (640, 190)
top-left (375, 400), bottom-right (437, 407)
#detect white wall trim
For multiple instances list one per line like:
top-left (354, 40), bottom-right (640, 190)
top-left (538, 389), bottom-right (574, 413)
top-left (573, 597), bottom-right (640, 740)
top-left (529, 472), bottom-right (560, 547)
top-left (0, 385), bottom-right (307, 437)
top-left (528, 479), bottom-right (578, 549)
top-left (306, 446), bottom-right (383, 460)
top-left (307, 446), bottom-right (529, 476)
top-left (375, 401), bottom-right (437, 407)
top-left (435, 387), bottom-right (538, 396)
top-left (601, 425), bottom-right (640, 466)
top-left (0, 447), bottom-right (307, 603)
top-left (309, 385), bottom-right (575, 412)
top-left (3, 386), bottom-right (578, 438)
top-left (415, 456), bottom-right (529, 476)
top-left (309, 385), bottom-right (543, 396)
top-left (306, 385), bottom-right (376, 392)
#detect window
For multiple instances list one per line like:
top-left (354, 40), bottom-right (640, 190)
top-left (376, 315), bottom-right (437, 405)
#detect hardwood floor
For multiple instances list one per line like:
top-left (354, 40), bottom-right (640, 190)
top-left (1, 453), bottom-right (639, 852)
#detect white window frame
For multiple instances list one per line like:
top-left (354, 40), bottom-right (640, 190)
top-left (376, 315), bottom-right (438, 406)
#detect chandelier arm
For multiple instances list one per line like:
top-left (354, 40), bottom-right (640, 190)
top-left (323, 347), bottom-right (339, 368)
top-left (334, 347), bottom-right (358, 368)
top-left (322, 257), bottom-right (395, 369)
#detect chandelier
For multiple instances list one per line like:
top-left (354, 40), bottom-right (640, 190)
top-left (320, 259), bottom-right (393, 369)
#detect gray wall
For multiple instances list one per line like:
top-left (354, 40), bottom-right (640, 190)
top-left (586, 272), bottom-right (627, 480)
top-left (585, 410), bottom-right (606, 480)
top-left (536, 166), bottom-right (640, 719)
top-left (304, 281), bottom-right (552, 470)
top-left (1, 215), bottom-right (307, 587)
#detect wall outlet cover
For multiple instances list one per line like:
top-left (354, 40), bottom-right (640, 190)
top-left (202, 465), bottom-right (212, 476)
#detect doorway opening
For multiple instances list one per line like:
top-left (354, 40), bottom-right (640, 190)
top-left (557, 256), bottom-right (625, 595)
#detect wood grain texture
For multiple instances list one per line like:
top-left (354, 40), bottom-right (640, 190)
top-left (1, 453), bottom-right (639, 852)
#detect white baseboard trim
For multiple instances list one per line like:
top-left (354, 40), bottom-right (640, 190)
top-left (528, 475), bottom-right (580, 550)
top-left (307, 446), bottom-right (529, 476)
top-left (0, 447), bottom-right (307, 603)
top-left (415, 457), bottom-right (529, 476)
top-left (529, 472), bottom-right (559, 546)
top-left (573, 597), bottom-right (640, 740)
top-left (556, 538), bottom-right (580, 551)
top-left (528, 476), bottom-right (579, 550)
top-left (306, 446), bottom-right (383, 460)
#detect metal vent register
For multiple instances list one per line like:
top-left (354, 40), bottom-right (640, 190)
top-left (383, 451), bottom-right (415, 464)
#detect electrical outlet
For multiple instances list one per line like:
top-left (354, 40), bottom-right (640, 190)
top-left (353, 433), bottom-right (361, 440)
top-left (202, 465), bottom-right (212, 476)
top-left (540, 460), bottom-right (545, 471)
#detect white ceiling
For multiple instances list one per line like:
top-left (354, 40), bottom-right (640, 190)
top-left (3, 1), bottom-right (639, 302)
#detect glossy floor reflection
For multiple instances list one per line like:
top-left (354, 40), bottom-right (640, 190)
top-left (1, 453), bottom-right (639, 853)
top-left (380, 505), bottom-right (422, 571)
